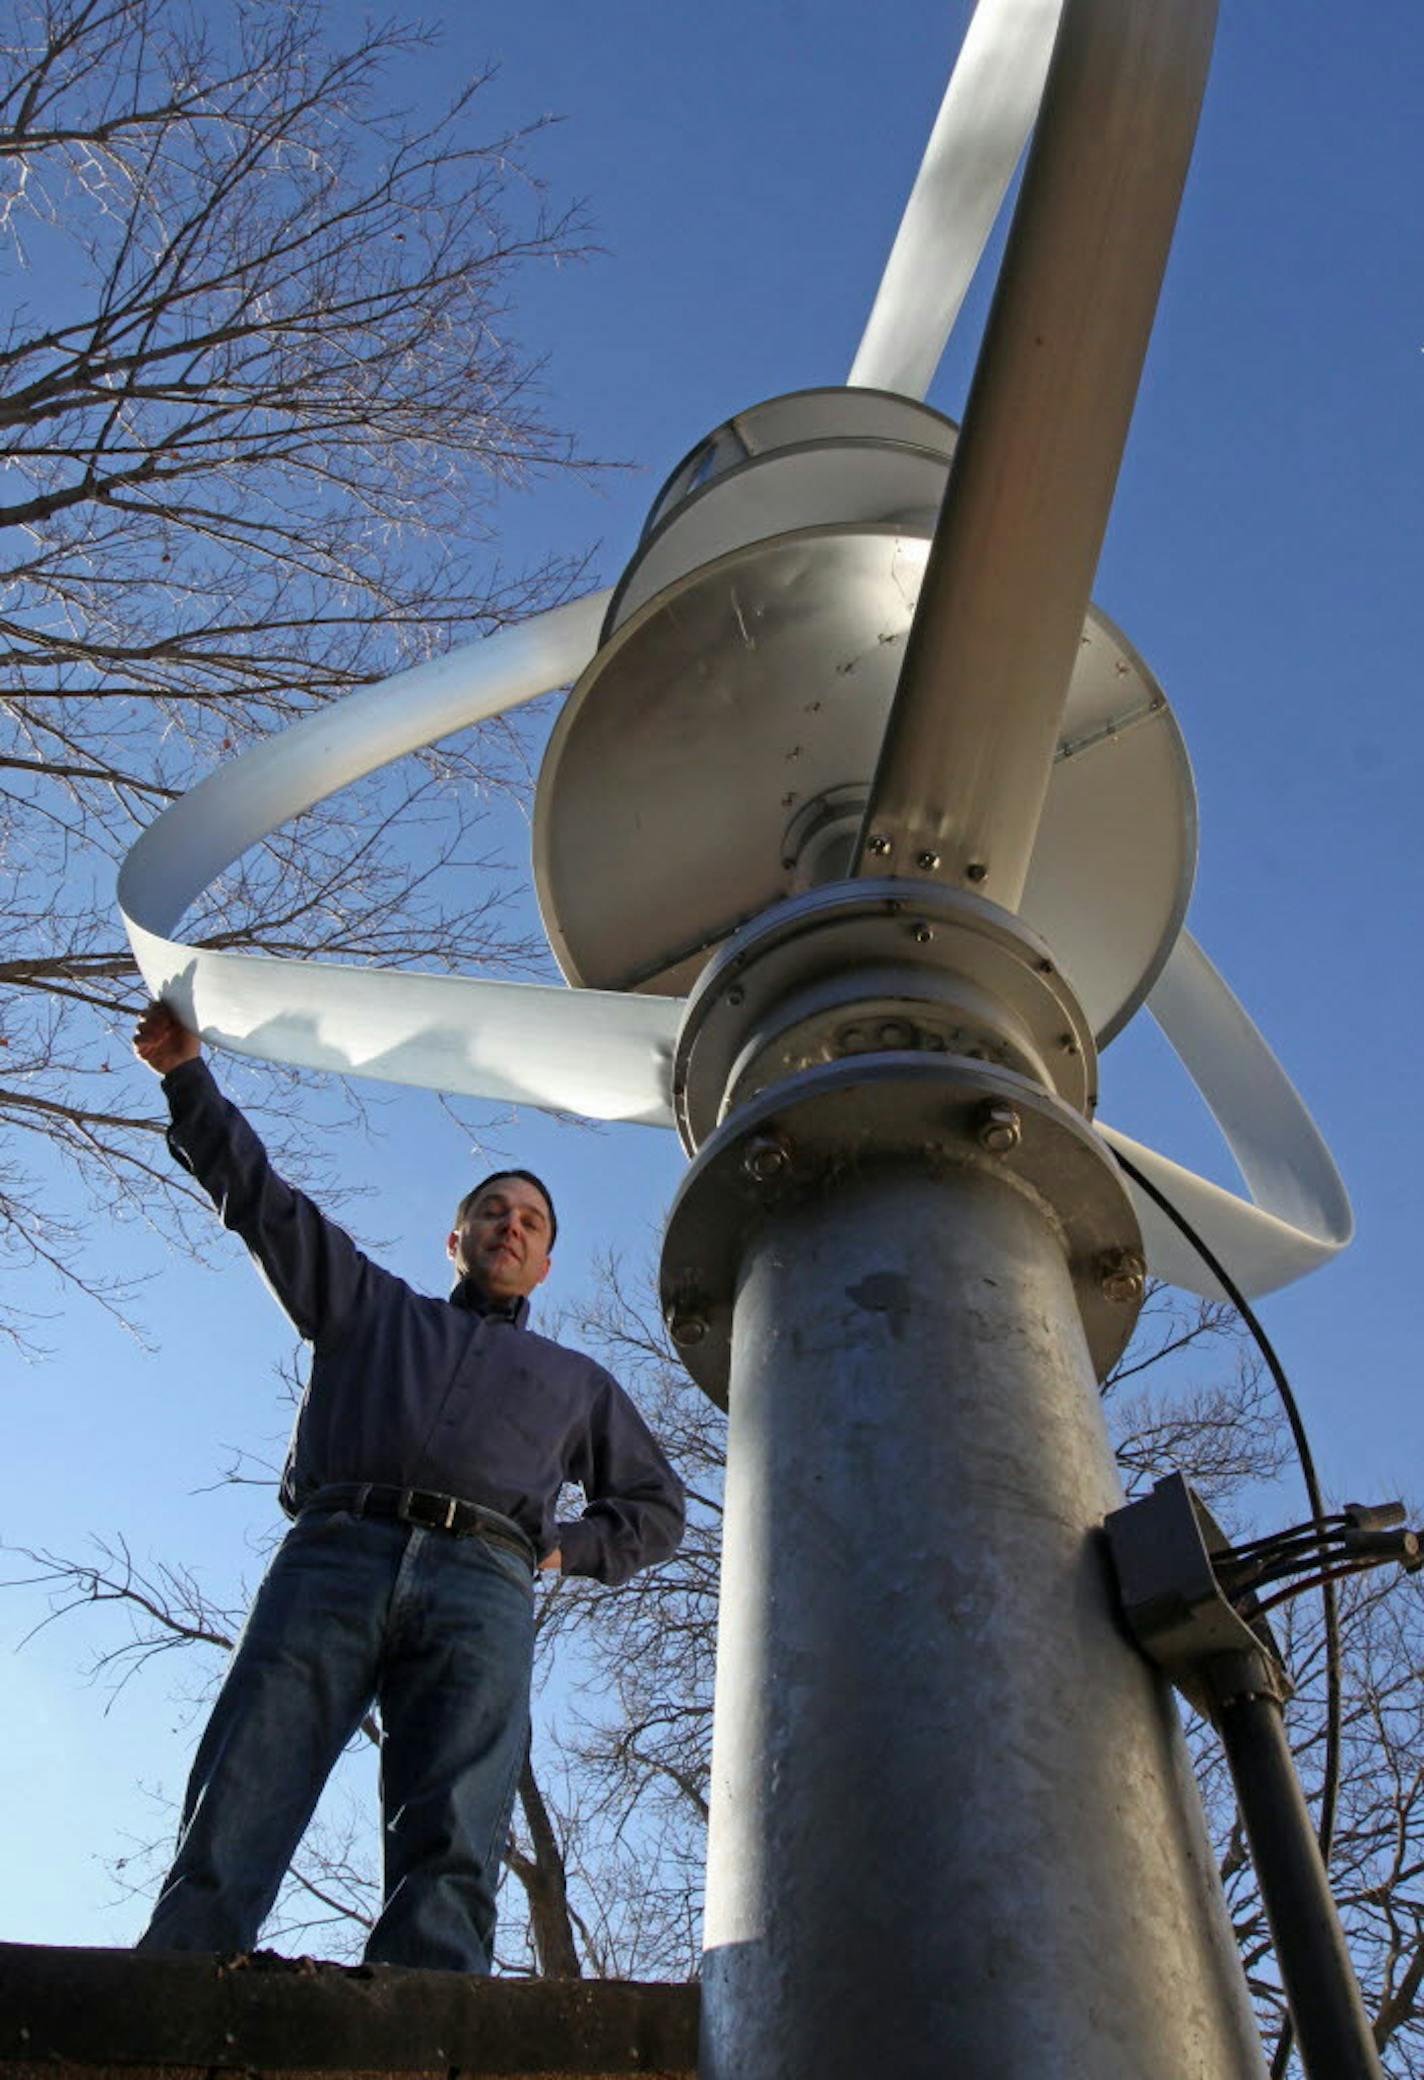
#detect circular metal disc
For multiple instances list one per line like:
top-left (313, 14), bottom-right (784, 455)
top-left (638, 385), bottom-right (958, 540)
top-left (609, 441), bottom-right (951, 635)
top-left (533, 524), bottom-right (1195, 1045)
top-left (660, 1052), bottom-right (1144, 1406)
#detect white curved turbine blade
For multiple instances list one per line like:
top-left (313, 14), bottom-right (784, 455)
top-left (1098, 931), bottom-right (1352, 1299)
top-left (116, 592), bottom-right (679, 1122)
top-left (848, 0), bottom-right (1062, 400)
top-left (121, 592), bottom-right (609, 935)
top-left (126, 929), bottom-right (680, 1125)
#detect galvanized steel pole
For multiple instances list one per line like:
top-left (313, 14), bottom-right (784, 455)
top-left (696, 1159), bottom-right (1265, 2078)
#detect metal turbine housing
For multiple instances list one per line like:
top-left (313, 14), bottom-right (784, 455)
top-left (662, 879), bottom-right (1140, 1404)
top-left (671, 877), bottom-right (1098, 1152)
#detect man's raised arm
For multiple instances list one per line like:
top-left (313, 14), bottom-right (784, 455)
top-left (133, 1002), bottom-right (379, 1351)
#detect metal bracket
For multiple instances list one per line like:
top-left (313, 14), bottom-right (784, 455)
top-left (1104, 1473), bottom-right (1293, 1718)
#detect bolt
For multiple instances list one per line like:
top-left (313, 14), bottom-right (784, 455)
top-left (916, 849), bottom-right (941, 871)
top-left (837, 1023), bottom-right (870, 1053)
top-left (867, 833), bottom-right (893, 857)
top-left (965, 862), bottom-right (987, 883)
top-left (912, 923), bottom-right (934, 944)
top-left (976, 1102), bottom-right (1022, 1154)
top-left (1037, 958), bottom-right (1054, 975)
top-left (727, 986), bottom-right (745, 1007)
top-left (669, 1309), bottom-right (709, 1348)
top-left (742, 1133), bottom-right (791, 1183)
top-left (1058, 1032), bottom-right (1079, 1055)
top-left (877, 1018), bottom-right (914, 1049)
top-left (1099, 1248), bottom-right (1147, 1306)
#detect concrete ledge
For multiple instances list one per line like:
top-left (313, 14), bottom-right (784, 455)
top-left (0, 1945), bottom-right (697, 2078)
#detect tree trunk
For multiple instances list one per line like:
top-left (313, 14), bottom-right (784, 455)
top-left (505, 1751), bottom-right (582, 1978)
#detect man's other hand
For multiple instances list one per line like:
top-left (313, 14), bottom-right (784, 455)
top-left (539, 1548), bottom-right (562, 1574)
top-left (133, 1001), bottom-right (201, 1077)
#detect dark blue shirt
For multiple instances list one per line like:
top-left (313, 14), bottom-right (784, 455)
top-left (162, 1058), bottom-right (684, 1585)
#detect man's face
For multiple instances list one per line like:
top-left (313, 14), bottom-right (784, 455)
top-left (447, 1176), bottom-right (554, 1301)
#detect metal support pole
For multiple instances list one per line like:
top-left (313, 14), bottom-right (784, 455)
top-left (855, 0), bottom-right (1218, 905)
top-left (699, 1156), bottom-right (1265, 2079)
top-left (1213, 1670), bottom-right (1383, 2080)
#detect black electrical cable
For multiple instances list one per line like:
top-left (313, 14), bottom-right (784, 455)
top-left (1221, 1513), bottom-right (1349, 1560)
top-left (1218, 1534), bottom-right (1347, 1591)
top-left (1234, 1548), bottom-right (1355, 1597)
top-left (1254, 1560), bottom-right (1390, 1621)
top-left (1110, 1146), bottom-right (1343, 2080)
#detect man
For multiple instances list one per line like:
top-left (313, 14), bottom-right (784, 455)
top-left (131, 1000), bottom-right (684, 1972)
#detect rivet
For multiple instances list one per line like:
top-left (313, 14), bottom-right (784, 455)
top-left (916, 850), bottom-right (941, 871)
top-left (965, 862), bottom-right (987, 883)
top-left (727, 986), bottom-right (745, 1007)
top-left (1099, 1248), bottom-right (1147, 1306)
top-left (976, 1102), bottom-right (1022, 1154)
top-left (670, 1310), bottom-right (709, 1348)
top-left (867, 833), bottom-right (893, 856)
top-left (742, 1133), bottom-right (792, 1183)
top-left (877, 1019), bottom-right (914, 1049)
top-left (912, 924), bottom-right (934, 944)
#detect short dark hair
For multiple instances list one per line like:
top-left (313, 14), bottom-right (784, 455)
top-left (455, 1169), bottom-right (557, 1250)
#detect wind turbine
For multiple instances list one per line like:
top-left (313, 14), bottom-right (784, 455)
top-left (120, 0), bottom-right (1353, 2070)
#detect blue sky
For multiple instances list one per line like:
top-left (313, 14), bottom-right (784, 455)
top-left (5, 0), bottom-right (1422, 1948)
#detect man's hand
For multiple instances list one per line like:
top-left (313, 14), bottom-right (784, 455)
top-left (133, 1001), bottom-right (201, 1077)
top-left (539, 1548), bottom-right (562, 1574)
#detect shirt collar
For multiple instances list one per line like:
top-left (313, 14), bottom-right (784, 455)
top-left (449, 1277), bottom-right (530, 1329)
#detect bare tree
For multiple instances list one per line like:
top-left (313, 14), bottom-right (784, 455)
top-left (0, 0), bottom-right (596, 1344)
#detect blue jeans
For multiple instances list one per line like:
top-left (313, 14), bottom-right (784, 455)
top-left (136, 1510), bottom-right (535, 1971)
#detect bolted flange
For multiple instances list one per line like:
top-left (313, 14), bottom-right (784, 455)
top-left (661, 1053), bottom-right (1143, 1406)
top-left (671, 876), bottom-right (1097, 1152)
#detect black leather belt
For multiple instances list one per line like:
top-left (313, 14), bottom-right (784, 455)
top-left (299, 1483), bottom-right (536, 1571)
